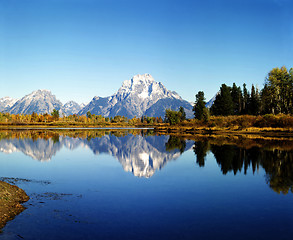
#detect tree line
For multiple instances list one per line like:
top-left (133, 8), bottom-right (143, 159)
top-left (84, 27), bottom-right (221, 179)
top-left (0, 109), bottom-right (164, 126)
top-left (194, 66), bottom-right (293, 119)
top-left (164, 66), bottom-right (292, 125)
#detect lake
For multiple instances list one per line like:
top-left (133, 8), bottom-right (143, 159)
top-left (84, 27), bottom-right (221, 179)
top-left (0, 129), bottom-right (292, 240)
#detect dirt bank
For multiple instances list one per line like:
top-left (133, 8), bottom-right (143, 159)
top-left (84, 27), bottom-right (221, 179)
top-left (0, 181), bottom-right (29, 230)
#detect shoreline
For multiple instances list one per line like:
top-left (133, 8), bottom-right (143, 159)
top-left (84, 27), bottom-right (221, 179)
top-left (0, 181), bottom-right (29, 231)
top-left (154, 126), bottom-right (293, 137)
top-left (0, 123), bottom-right (293, 136)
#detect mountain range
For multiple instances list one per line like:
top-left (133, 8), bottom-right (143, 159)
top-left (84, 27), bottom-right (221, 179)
top-left (0, 74), bottom-right (211, 118)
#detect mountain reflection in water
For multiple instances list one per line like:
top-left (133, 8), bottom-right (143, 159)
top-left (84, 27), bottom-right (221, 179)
top-left (0, 130), bottom-right (193, 178)
top-left (0, 130), bottom-right (292, 193)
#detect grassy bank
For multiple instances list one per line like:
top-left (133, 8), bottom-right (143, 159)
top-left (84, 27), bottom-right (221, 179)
top-left (155, 114), bottom-right (293, 136)
top-left (0, 121), bottom-right (143, 128)
top-left (0, 114), bottom-right (292, 136)
top-left (0, 181), bottom-right (29, 230)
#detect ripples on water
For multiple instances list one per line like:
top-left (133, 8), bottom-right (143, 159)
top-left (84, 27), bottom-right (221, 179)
top-left (0, 129), bottom-right (292, 240)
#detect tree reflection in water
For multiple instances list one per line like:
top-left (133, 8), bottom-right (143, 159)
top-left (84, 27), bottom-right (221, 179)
top-left (165, 136), bottom-right (186, 154)
top-left (0, 129), bottom-right (292, 194)
top-left (193, 139), bottom-right (293, 194)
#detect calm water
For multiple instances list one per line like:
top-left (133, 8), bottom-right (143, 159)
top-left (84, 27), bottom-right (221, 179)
top-left (0, 130), bottom-right (292, 240)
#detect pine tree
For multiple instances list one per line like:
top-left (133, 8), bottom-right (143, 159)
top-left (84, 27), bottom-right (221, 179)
top-left (193, 91), bottom-right (207, 120)
top-left (242, 83), bottom-right (249, 114)
top-left (211, 84), bottom-right (233, 116)
top-left (231, 83), bottom-right (243, 115)
top-left (179, 106), bottom-right (186, 121)
top-left (248, 84), bottom-right (260, 115)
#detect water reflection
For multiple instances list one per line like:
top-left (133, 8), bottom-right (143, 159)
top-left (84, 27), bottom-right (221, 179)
top-left (0, 130), bottom-right (193, 178)
top-left (193, 139), bottom-right (293, 194)
top-left (0, 130), bottom-right (293, 194)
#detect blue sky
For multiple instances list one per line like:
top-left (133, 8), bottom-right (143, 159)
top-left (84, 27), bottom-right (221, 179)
top-left (0, 0), bottom-right (292, 104)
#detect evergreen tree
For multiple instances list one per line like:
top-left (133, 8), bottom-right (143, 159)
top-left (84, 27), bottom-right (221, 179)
top-left (260, 84), bottom-right (270, 114)
top-left (242, 83), bottom-right (249, 114)
top-left (248, 85), bottom-right (260, 115)
top-left (211, 84), bottom-right (233, 116)
top-left (193, 91), bottom-right (207, 120)
top-left (289, 68), bottom-right (293, 114)
top-left (231, 83), bottom-right (243, 115)
top-left (179, 106), bottom-right (186, 121)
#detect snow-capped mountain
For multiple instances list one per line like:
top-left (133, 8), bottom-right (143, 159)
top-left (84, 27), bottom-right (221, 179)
top-left (79, 74), bottom-right (193, 118)
top-left (80, 103), bottom-right (86, 109)
top-left (0, 97), bottom-right (18, 112)
top-left (61, 101), bottom-right (82, 116)
top-left (9, 89), bottom-right (63, 115)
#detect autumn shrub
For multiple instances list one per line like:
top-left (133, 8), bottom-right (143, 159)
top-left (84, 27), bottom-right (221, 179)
top-left (236, 115), bottom-right (256, 128)
top-left (276, 114), bottom-right (293, 128)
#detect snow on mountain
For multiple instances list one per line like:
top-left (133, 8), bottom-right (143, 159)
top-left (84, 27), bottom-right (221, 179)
top-left (80, 103), bottom-right (87, 109)
top-left (0, 97), bottom-right (18, 112)
top-left (1, 74), bottom-right (194, 118)
top-left (79, 73), bottom-right (193, 118)
top-left (9, 89), bottom-right (63, 115)
top-left (61, 101), bottom-right (82, 116)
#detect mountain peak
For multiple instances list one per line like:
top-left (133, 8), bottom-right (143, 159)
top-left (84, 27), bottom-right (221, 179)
top-left (132, 73), bottom-right (154, 83)
top-left (121, 73), bottom-right (154, 89)
top-left (61, 101), bottom-right (82, 116)
top-left (80, 74), bottom-right (193, 118)
top-left (0, 96), bottom-right (14, 102)
top-left (9, 89), bottom-right (62, 115)
top-left (31, 89), bottom-right (52, 95)
top-left (0, 96), bottom-right (18, 112)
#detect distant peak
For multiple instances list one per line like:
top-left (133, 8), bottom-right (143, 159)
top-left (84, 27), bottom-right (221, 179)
top-left (1, 96), bottom-right (13, 100)
top-left (31, 89), bottom-right (51, 94)
top-left (131, 73), bottom-right (154, 83)
top-left (64, 100), bottom-right (78, 105)
top-left (121, 73), bottom-right (155, 89)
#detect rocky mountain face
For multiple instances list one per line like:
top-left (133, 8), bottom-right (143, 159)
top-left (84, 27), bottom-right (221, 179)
top-left (0, 97), bottom-right (18, 112)
top-left (61, 101), bottom-right (82, 116)
top-left (79, 74), bottom-right (194, 118)
top-left (9, 90), bottom-right (63, 115)
top-left (206, 93), bottom-right (217, 108)
top-left (2, 90), bottom-right (84, 116)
